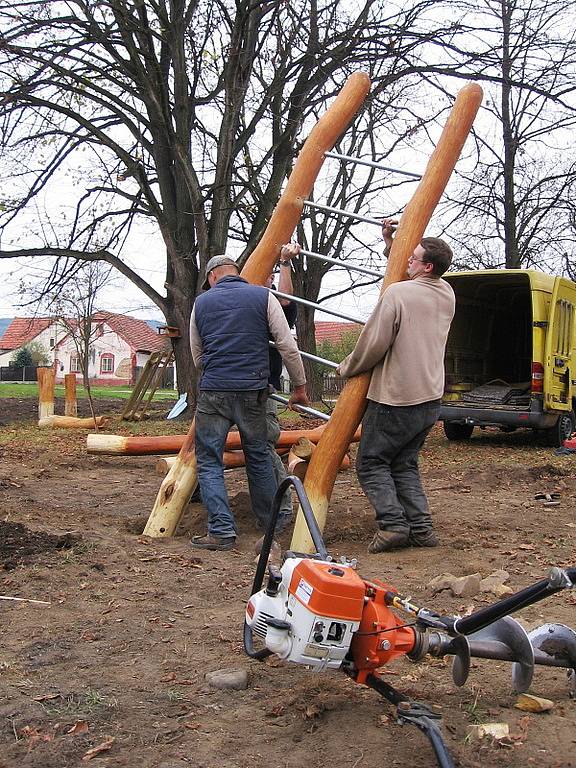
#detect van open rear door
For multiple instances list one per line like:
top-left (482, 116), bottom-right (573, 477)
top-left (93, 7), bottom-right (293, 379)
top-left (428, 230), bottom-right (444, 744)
top-left (543, 277), bottom-right (576, 412)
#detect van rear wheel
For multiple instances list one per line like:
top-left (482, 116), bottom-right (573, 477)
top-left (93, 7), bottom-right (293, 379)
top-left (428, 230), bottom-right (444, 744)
top-left (542, 410), bottom-right (575, 447)
top-left (443, 421), bottom-right (474, 441)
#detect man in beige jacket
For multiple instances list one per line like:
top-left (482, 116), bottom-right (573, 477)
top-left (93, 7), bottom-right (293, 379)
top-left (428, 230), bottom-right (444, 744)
top-left (336, 221), bottom-right (455, 553)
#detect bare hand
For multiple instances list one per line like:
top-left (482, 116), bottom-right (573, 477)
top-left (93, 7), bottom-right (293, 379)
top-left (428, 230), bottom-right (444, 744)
top-left (279, 243), bottom-right (301, 263)
top-left (381, 218), bottom-right (399, 243)
top-left (288, 384), bottom-right (310, 410)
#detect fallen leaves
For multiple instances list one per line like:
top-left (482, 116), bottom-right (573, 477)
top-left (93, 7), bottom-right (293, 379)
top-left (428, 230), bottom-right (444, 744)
top-left (82, 737), bottom-right (115, 761)
top-left (514, 693), bottom-right (555, 713)
top-left (67, 720), bottom-right (89, 735)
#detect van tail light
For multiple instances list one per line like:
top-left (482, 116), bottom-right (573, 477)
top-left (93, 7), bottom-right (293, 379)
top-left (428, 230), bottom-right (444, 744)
top-left (531, 362), bottom-right (544, 393)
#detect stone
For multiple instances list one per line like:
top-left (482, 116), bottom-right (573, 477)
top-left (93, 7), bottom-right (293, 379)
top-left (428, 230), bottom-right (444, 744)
top-left (450, 573), bottom-right (482, 597)
top-left (480, 570), bottom-right (510, 593)
top-left (492, 583), bottom-right (514, 598)
top-left (428, 573), bottom-right (457, 594)
top-left (468, 722), bottom-right (510, 740)
top-left (428, 572), bottom-right (482, 597)
top-left (205, 668), bottom-right (249, 690)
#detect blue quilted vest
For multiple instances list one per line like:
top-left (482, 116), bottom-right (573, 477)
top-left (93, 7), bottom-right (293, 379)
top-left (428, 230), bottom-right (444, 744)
top-left (194, 275), bottom-right (270, 390)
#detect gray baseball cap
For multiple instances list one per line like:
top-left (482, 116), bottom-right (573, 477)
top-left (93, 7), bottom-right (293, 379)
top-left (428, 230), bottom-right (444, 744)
top-left (202, 254), bottom-right (238, 289)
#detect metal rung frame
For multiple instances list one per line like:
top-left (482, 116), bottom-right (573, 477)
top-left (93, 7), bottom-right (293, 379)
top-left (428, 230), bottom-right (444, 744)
top-left (300, 248), bottom-right (384, 279)
top-left (269, 340), bottom-right (339, 370)
top-left (269, 393), bottom-right (329, 421)
top-left (304, 200), bottom-right (383, 227)
top-left (325, 150), bottom-right (422, 179)
top-left (270, 289), bottom-right (365, 325)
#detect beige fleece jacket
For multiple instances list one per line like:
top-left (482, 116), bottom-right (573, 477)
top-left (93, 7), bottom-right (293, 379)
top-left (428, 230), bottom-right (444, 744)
top-left (337, 276), bottom-right (455, 406)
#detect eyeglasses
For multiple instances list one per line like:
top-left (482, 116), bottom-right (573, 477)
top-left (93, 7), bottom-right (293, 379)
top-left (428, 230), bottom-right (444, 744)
top-left (408, 256), bottom-right (428, 264)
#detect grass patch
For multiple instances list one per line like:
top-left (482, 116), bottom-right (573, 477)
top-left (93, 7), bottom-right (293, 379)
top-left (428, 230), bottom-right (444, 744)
top-left (40, 689), bottom-right (117, 716)
top-left (0, 383), bottom-right (176, 401)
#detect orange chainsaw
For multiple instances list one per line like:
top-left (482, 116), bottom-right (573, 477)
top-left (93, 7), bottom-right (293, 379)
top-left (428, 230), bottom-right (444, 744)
top-left (244, 477), bottom-right (576, 768)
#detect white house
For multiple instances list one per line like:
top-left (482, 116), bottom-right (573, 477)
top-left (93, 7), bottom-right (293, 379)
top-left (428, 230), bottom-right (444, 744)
top-left (0, 313), bottom-right (170, 386)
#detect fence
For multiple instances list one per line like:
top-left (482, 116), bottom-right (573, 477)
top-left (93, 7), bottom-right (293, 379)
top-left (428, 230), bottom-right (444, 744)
top-left (0, 365), bottom-right (38, 382)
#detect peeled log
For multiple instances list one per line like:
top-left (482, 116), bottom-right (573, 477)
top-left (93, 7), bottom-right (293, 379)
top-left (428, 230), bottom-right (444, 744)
top-left (143, 73), bottom-right (371, 538)
top-left (88, 425), bottom-right (359, 456)
top-left (291, 83), bottom-right (484, 553)
top-left (155, 448), bottom-right (291, 476)
top-left (288, 439), bottom-right (351, 481)
top-left (39, 414), bottom-right (110, 429)
top-left (37, 367), bottom-right (55, 421)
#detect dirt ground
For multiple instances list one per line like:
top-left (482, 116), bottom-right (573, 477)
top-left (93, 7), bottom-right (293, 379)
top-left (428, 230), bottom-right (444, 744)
top-left (0, 395), bottom-right (575, 768)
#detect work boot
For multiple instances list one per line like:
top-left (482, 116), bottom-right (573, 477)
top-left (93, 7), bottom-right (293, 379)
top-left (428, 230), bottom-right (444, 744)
top-left (254, 535), bottom-right (282, 564)
top-left (368, 529), bottom-right (409, 554)
top-left (191, 533), bottom-right (236, 551)
top-left (408, 530), bottom-right (439, 548)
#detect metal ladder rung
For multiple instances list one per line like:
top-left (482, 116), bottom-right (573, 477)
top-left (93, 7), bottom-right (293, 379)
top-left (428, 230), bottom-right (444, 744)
top-left (325, 150), bottom-right (422, 179)
top-left (269, 340), bottom-right (339, 370)
top-left (270, 289), bottom-right (365, 325)
top-left (301, 248), bottom-right (384, 279)
top-left (303, 200), bottom-right (383, 227)
top-left (269, 393), bottom-right (329, 421)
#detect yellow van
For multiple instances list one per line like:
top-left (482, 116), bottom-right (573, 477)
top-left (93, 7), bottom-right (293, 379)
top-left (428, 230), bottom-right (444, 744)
top-left (440, 269), bottom-right (576, 446)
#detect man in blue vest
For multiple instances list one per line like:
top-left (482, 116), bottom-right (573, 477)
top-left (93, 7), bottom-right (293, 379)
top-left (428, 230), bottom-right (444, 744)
top-left (189, 255), bottom-right (309, 551)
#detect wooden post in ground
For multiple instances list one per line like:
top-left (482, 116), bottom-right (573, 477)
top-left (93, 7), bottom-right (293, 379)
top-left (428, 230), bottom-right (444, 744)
top-left (64, 374), bottom-right (77, 417)
top-left (290, 82), bottom-right (484, 553)
top-left (143, 72), bottom-right (371, 537)
top-left (37, 367), bottom-right (55, 421)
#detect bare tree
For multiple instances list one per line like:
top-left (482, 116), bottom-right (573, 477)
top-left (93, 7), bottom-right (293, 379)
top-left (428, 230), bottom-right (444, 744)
top-left (0, 0), bottom-right (458, 405)
top-left (435, 0), bottom-right (576, 270)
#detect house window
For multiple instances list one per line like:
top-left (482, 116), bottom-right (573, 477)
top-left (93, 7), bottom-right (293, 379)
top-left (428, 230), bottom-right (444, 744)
top-left (100, 353), bottom-right (114, 374)
top-left (70, 356), bottom-right (82, 373)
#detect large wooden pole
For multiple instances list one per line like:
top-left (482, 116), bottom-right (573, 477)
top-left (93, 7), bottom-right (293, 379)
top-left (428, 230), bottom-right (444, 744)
top-left (87, 424), bottom-right (360, 457)
top-left (64, 373), bottom-right (77, 417)
top-left (143, 72), bottom-right (371, 538)
top-left (290, 83), bottom-right (484, 553)
top-left (37, 366), bottom-right (55, 421)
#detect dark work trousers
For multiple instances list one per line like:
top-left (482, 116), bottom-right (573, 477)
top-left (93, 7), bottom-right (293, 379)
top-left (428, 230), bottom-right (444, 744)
top-left (195, 389), bottom-right (277, 538)
top-left (356, 399), bottom-right (441, 536)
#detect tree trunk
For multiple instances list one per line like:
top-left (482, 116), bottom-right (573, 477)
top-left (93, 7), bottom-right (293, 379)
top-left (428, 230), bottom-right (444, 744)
top-left (501, 1), bottom-right (520, 269)
top-left (296, 305), bottom-right (324, 401)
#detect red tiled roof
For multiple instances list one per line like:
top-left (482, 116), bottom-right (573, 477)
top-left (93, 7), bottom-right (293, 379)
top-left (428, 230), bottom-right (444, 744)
top-left (93, 312), bottom-right (168, 353)
top-left (3, 313), bottom-right (168, 354)
top-left (315, 321), bottom-right (362, 344)
top-left (0, 317), bottom-right (54, 350)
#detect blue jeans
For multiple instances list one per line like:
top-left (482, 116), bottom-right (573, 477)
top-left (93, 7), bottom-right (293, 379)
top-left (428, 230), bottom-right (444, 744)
top-left (266, 398), bottom-right (292, 526)
top-left (195, 389), bottom-right (277, 538)
top-left (356, 399), bottom-right (440, 536)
